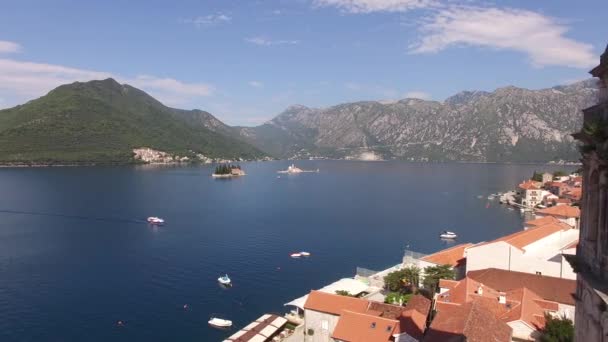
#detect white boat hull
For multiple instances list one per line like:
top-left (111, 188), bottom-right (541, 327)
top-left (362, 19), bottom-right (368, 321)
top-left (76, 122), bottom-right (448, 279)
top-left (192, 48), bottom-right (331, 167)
top-left (209, 318), bottom-right (232, 328)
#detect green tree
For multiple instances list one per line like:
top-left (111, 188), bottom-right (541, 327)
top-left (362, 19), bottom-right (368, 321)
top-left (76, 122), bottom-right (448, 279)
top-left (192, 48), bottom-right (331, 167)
top-left (384, 292), bottom-right (413, 305)
top-left (383, 266), bottom-right (421, 293)
top-left (531, 171), bottom-right (543, 182)
top-left (422, 264), bottom-right (455, 295)
top-left (335, 290), bottom-right (353, 297)
top-left (540, 314), bottom-right (574, 342)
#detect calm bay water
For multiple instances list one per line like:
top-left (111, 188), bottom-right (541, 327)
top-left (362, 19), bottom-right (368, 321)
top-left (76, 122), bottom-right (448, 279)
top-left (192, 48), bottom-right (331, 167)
top-left (0, 161), bottom-right (574, 341)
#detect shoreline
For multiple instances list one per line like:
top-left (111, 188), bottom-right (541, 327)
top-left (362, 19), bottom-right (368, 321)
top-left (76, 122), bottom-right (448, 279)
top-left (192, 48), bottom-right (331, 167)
top-left (0, 158), bottom-right (582, 169)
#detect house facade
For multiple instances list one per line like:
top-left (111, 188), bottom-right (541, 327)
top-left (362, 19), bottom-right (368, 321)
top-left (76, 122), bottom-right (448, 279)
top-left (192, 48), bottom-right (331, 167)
top-left (572, 44), bottom-right (608, 342)
top-left (465, 223), bottom-right (578, 279)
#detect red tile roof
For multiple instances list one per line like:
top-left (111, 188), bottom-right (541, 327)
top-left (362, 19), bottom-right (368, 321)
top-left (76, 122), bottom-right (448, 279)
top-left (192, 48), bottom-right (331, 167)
top-left (536, 205), bottom-right (580, 218)
top-left (304, 291), bottom-right (430, 341)
top-left (476, 222), bottom-right (571, 250)
top-left (426, 298), bottom-right (512, 342)
top-left (332, 310), bottom-right (398, 342)
top-left (303, 290), bottom-right (369, 315)
top-left (524, 216), bottom-right (560, 227)
top-left (467, 268), bottom-right (576, 305)
top-left (420, 243), bottom-right (474, 267)
top-left (519, 180), bottom-right (541, 190)
top-left (398, 309), bottom-right (427, 339)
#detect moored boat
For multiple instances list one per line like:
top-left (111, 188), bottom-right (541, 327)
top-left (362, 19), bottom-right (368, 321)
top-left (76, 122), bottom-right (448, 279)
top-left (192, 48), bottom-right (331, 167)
top-left (218, 274), bottom-right (231, 285)
top-left (439, 231), bottom-right (457, 239)
top-left (147, 216), bottom-right (164, 225)
top-left (208, 317), bottom-right (232, 328)
top-left (300, 251), bottom-right (311, 257)
top-left (290, 253), bottom-right (302, 258)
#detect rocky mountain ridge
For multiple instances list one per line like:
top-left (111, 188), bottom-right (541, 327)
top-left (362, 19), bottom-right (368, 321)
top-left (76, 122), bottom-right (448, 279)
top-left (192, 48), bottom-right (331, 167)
top-left (234, 79), bottom-right (598, 162)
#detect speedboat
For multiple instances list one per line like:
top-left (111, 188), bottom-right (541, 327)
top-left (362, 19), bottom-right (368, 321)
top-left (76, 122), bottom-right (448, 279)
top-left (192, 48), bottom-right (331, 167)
top-left (290, 253), bottom-right (302, 258)
top-left (440, 231), bottom-right (457, 239)
top-left (147, 217), bottom-right (164, 225)
top-left (208, 317), bottom-right (232, 328)
top-left (300, 251), bottom-right (311, 257)
top-left (218, 274), bottom-right (231, 286)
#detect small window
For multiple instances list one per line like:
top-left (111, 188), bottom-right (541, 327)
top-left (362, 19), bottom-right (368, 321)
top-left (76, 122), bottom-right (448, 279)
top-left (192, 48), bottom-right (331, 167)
top-left (370, 322), bottom-right (376, 329)
top-left (386, 326), bottom-right (392, 332)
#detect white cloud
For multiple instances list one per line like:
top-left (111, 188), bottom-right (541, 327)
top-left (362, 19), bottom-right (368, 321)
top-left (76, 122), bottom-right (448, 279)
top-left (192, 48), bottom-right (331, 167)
top-left (404, 91), bottom-right (431, 100)
top-left (245, 36), bottom-right (299, 46)
top-left (180, 13), bottom-right (232, 28)
top-left (313, 0), bottom-right (435, 13)
top-left (0, 40), bottom-right (21, 54)
top-left (0, 57), bottom-right (213, 109)
top-left (248, 81), bottom-right (264, 88)
top-left (410, 6), bottom-right (596, 68)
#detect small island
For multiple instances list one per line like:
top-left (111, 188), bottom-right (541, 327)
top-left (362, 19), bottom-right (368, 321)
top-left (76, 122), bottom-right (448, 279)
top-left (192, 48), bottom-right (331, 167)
top-left (212, 164), bottom-right (246, 178)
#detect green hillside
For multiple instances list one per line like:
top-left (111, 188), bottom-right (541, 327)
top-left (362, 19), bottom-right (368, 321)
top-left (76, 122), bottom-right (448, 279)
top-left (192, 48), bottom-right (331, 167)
top-left (0, 79), bottom-right (264, 164)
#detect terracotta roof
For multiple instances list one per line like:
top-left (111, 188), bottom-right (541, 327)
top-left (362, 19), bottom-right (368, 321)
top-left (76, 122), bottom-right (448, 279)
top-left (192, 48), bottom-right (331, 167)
top-left (519, 180), bottom-right (541, 190)
top-left (420, 243), bottom-right (473, 267)
top-left (498, 288), bottom-right (552, 330)
top-left (467, 268), bottom-right (576, 305)
top-left (536, 205), bottom-right (580, 218)
top-left (546, 181), bottom-right (567, 188)
top-left (434, 276), bottom-right (562, 335)
top-left (403, 294), bottom-right (431, 316)
top-left (332, 310), bottom-right (398, 342)
top-left (303, 290), bottom-right (369, 315)
top-left (524, 216), bottom-right (560, 227)
top-left (367, 301), bottom-right (405, 320)
top-left (476, 223), bottom-right (571, 251)
top-left (425, 298), bottom-right (512, 342)
top-left (439, 279), bottom-right (459, 290)
top-left (398, 309), bottom-right (427, 339)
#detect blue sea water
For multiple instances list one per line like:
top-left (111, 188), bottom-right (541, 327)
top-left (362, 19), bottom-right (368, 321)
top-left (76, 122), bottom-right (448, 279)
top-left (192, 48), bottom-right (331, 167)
top-left (0, 161), bottom-right (574, 341)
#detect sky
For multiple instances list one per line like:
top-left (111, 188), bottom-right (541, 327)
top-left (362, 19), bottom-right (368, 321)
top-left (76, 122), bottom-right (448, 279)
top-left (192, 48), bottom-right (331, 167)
top-left (0, 0), bottom-right (607, 126)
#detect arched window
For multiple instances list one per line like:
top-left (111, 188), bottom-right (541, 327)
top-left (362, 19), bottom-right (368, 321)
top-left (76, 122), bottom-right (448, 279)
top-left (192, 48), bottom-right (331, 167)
top-left (587, 169), bottom-right (600, 241)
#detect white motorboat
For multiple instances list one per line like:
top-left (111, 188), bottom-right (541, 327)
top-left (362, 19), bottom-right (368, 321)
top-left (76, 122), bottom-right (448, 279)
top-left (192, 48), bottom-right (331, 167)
top-left (290, 253), bottom-right (302, 258)
top-left (147, 216), bottom-right (164, 225)
top-left (440, 231), bottom-right (457, 239)
top-left (300, 251), bottom-right (311, 257)
top-left (218, 274), bottom-right (231, 285)
top-left (208, 317), bottom-right (232, 328)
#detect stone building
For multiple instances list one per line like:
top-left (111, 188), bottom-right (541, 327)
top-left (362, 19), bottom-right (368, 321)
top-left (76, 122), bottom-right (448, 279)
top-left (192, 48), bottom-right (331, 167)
top-left (572, 44), bottom-right (608, 342)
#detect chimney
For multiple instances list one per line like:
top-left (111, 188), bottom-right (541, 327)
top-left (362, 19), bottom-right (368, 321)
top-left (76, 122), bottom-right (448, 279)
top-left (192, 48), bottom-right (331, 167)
top-left (477, 285), bottom-right (483, 296)
top-left (498, 292), bottom-right (506, 304)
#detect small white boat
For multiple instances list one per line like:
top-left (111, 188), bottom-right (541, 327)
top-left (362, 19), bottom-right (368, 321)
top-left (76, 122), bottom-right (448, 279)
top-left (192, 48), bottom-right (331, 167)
top-left (147, 216), bottom-right (164, 225)
top-left (218, 274), bottom-right (231, 285)
top-left (300, 251), bottom-right (311, 257)
top-left (440, 231), bottom-right (457, 239)
top-left (290, 253), bottom-right (302, 258)
top-left (208, 317), bottom-right (232, 328)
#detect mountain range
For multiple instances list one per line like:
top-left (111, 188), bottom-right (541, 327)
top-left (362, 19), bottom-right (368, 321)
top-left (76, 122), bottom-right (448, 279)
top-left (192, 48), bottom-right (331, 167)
top-left (0, 78), bottom-right (597, 164)
top-left (233, 79), bottom-right (598, 162)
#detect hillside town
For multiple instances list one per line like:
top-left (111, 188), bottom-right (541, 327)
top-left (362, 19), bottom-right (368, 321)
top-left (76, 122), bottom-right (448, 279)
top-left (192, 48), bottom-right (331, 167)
top-left (221, 45), bottom-right (608, 342)
top-left (223, 169), bottom-right (582, 342)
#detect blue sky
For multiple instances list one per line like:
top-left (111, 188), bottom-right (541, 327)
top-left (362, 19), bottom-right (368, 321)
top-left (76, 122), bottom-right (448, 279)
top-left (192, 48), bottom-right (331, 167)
top-left (0, 0), bottom-right (606, 126)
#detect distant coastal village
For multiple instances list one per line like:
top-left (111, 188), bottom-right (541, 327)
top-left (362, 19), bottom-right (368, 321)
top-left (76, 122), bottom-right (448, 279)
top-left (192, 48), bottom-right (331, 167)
top-left (224, 170), bottom-right (583, 342)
